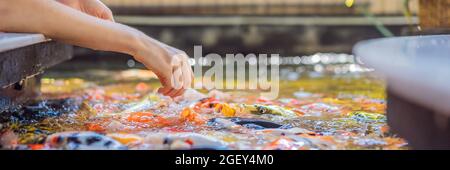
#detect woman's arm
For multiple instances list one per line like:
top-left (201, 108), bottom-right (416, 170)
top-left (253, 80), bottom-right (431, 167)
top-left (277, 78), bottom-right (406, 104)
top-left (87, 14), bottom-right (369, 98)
top-left (0, 0), bottom-right (136, 55)
top-left (0, 0), bottom-right (192, 97)
top-left (56, 0), bottom-right (115, 22)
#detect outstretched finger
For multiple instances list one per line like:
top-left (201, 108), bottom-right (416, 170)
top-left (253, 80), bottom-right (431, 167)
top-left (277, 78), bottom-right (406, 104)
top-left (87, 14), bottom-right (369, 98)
top-left (157, 86), bottom-right (171, 95)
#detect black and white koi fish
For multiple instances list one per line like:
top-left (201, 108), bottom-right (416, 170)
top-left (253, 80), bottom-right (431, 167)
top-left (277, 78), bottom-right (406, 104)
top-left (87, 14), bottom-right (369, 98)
top-left (45, 132), bottom-right (127, 150)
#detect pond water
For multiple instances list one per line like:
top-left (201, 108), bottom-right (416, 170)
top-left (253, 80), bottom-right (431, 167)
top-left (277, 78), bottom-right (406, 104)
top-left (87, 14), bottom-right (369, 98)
top-left (0, 56), bottom-right (407, 150)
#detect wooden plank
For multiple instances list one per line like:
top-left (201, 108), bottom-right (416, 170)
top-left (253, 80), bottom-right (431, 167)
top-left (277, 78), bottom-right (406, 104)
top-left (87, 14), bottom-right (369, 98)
top-left (103, 0), bottom-right (418, 15)
top-left (419, 0), bottom-right (450, 30)
top-left (114, 15), bottom-right (418, 26)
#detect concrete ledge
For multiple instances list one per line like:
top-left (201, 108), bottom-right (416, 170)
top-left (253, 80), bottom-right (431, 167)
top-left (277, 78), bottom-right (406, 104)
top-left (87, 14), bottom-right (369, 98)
top-left (354, 35), bottom-right (450, 115)
top-left (354, 35), bottom-right (450, 149)
top-left (387, 89), bottom-right (450, 149)
top-left (0, 41), bottom-right (73, 88)
top-left (0, 33), bottom-right (49, 53)
top-left (1, 34), bottom-right (73, 111)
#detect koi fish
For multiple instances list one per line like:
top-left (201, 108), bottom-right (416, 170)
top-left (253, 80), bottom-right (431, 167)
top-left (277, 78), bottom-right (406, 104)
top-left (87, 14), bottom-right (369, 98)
top-left (239, 104), bottom-right (298, 118)
top-left (257, 128), bottom-right (316, 136)
top-left (121, 93), bottom-right (162, 113)
top-left (144, 133), bottom-right (228, 150)
top-left (95, 93), bottom-right (167, 118)
top-left (107, 133), bottom-right (143, 145)
top-left (347, 111), bottom-right (386, 123)
top-left (45, 132), bottom-right (127, 150)
top-left (209, 117), bottom-right (286, 130)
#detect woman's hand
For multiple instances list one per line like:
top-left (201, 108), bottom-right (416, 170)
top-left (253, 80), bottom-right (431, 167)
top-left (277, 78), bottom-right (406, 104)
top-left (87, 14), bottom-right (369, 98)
top-left (57, 0), bottom-right (114, 21)
top-left (131, 35), bottom-right (194, 98)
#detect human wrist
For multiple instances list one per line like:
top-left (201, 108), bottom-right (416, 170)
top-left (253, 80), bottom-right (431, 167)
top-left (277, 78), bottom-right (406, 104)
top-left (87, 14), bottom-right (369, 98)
top-left (126, 32), bottom-right (164, 63)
